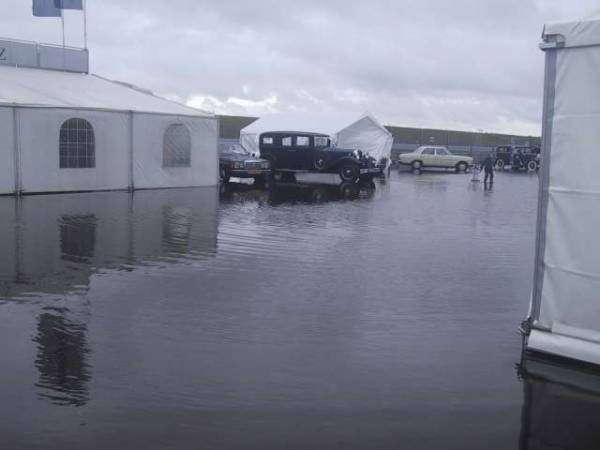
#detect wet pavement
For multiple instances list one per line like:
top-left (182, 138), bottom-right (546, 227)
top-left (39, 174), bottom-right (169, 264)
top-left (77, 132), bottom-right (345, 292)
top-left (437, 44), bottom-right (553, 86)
top-left (0, 170), bottom-right (593, 449)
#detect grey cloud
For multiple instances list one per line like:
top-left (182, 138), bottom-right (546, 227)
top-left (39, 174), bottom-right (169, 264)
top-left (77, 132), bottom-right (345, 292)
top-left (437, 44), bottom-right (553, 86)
top-left (3, 0), bottom-right (600, 135)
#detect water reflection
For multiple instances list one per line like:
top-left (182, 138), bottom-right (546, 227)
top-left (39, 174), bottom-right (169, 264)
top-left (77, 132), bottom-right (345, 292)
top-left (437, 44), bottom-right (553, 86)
top-left (60, 214), bottom-right (98, 263)
top-left (219, 181), bottom-right (376, 205)
top-left (0, 188), bottom-right (218, 408)
top-left (0, 188), bottom-right (219, 301)
top-left (520, 357), bottom-right (600, 449)
top-left (34, 306), bottom-right (91, 407)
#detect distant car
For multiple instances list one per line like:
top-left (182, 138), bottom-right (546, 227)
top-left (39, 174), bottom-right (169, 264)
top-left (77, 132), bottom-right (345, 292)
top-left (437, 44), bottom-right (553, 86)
top-left (258, 132), bottom-right (384, 183)
top-left (494, 146), bottom-right (540, 172)
top-left (219, 144), bottom-right (271, 183)
top-left (398, 146), bottom-right (473, 172)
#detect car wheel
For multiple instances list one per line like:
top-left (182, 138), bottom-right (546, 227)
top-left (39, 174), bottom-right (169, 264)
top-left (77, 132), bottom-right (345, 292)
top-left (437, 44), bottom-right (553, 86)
top-left (339, 163), bottom-right (359, 182)
top-left (495, 159), bottom-right (505, 170)
top-left (220, 168), bottom-right (230, 183)
top-left (456, 162), bottom-right (468, 173)
top-left (527, 160), bottom-right (538, 172)
top-left (411, 160), bottom-right (423, 170)
top-left (339, 182), bottom-right (358, 199)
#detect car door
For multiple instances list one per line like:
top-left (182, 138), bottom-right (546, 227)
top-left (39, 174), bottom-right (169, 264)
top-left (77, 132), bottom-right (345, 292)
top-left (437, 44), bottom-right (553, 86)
top-left (295, 135), bottom-right (312, 170)
top-left (435, 148), bottom-right (452, 167)
top-left (279, 135), bottom-right (296, 169)
top-left (420, 147), bottom-right (435, 166)
top-left (260, 134), bottom-right (279, 167)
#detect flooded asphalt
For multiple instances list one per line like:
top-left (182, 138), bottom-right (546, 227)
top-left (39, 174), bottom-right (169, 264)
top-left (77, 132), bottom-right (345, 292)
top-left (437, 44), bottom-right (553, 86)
top-left (0, 170), bottom-right (592, 449)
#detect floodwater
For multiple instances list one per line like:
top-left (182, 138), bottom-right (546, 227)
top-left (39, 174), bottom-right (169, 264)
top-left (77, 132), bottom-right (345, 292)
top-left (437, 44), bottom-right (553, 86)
top-left (0, 171), bottom-right (595, 449)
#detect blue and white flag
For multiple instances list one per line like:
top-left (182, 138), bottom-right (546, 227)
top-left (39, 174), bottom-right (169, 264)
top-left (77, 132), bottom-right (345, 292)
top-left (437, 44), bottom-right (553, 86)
top-left (32, 0), bottom-right (61, 17)
top-left (54, 0), bottom-right (83, 9)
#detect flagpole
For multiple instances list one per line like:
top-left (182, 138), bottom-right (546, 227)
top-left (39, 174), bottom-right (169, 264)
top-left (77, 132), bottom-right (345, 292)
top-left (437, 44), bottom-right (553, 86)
top-left (61, 9), bottom-right (66, 70)
top-left (83, 0), bottom-right (88, 49)
top-left (61, 9), bottom-right (65, 47)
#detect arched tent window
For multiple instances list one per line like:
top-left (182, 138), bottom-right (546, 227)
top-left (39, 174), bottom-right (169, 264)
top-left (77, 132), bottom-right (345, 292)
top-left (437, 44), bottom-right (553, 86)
top-left (59, 118), bottom-right (95, 169)
top-left (163, 124), bottom-right (191, 167)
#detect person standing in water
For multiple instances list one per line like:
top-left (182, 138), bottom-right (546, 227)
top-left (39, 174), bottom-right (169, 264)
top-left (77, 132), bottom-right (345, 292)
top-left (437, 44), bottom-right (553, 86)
top-left (481, 154), bottom-right (495, 186)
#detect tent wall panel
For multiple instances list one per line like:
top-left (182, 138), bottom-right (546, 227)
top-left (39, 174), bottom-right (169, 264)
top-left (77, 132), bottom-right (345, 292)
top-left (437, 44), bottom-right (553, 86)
top-left (18, 108), bottom-right (130, 193)
top-left (0, 107), bottom-right (15, 194)
top-left (527, 18), bottom-right (600, 365)
top-left (132, 114), bottom-right (218, 189)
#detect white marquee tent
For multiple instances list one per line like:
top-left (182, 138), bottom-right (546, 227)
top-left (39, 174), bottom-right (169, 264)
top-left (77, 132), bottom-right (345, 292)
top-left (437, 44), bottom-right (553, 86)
top-left (239, 112), bottom-right (393, 164)
top-left (0, 65), bottom-right (217, 195)
top-left (525, 16), bottom-right (600, 365)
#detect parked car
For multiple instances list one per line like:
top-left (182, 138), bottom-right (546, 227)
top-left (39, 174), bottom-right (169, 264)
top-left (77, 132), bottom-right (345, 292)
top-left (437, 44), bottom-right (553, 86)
top-left (398, 146), bottom-right (473, 172)
top-left (219, 144), bottom-right (271, 183)
top-left (258, 132), bottom-right (384, 183)
top-left (494, 146), bottom-right (540, 172)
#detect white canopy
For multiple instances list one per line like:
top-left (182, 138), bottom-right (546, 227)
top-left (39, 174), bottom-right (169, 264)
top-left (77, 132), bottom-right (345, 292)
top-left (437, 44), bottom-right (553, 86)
top-left (239, 112), bottom-right (393, 163)
top-left (526, 16), bottom-right (600, 365)
top-left (0, 65), bottom-right (210, 117)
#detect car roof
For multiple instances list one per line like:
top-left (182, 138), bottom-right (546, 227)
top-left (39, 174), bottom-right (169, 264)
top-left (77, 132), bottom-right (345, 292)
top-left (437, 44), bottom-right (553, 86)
top-left (416, 145), bottom-right (447, 150)
top-left (261, 131), bottom-right (330, 137)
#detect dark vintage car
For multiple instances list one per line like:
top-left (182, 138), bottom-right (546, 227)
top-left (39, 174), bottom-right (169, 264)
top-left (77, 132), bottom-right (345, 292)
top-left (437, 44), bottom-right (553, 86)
top-left (258, 132), bottom-right (384, 183)
top-left (219, 144), bottom-right (271, 183)
top-left (494, 145), bottom-right (541, 172)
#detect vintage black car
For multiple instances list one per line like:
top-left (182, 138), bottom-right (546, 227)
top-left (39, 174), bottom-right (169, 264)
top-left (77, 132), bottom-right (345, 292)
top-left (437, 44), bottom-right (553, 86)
top-left (258, 132), bottom-right (384, 183)
top-left (219, 144), bottom-right (271, 183)
top-left (494, 145), bottom-right (541, 172)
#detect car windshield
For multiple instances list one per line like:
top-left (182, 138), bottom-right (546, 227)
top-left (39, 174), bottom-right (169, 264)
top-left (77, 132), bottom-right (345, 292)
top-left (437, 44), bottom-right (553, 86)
top-left (221, 145), bottom-right (249, 156)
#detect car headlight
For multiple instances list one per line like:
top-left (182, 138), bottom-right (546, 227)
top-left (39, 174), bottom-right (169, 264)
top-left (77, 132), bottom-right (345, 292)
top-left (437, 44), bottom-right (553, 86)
top-left (261, 161), bottom-right (270, 169)
top-left (233, 161), bottom-right (244, 169)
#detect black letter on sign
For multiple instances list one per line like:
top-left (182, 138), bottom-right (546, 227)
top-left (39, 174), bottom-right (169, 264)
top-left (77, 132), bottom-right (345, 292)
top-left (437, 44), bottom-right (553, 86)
top-left (0, 48), bottom-right (6, 61)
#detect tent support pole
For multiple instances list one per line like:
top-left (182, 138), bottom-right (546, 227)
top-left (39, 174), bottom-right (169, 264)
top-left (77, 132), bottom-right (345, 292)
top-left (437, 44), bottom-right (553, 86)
top-left (530, 48), bottom-right (557, 324)
top-left (12, 107), bottom-right (21, 196)
top-left (128, 111), bottom-right (134, 192)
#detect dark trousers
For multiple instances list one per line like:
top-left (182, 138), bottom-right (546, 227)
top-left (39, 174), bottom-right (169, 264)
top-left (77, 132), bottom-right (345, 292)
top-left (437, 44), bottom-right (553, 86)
top-left (484, 169), bottom-right (494, 183)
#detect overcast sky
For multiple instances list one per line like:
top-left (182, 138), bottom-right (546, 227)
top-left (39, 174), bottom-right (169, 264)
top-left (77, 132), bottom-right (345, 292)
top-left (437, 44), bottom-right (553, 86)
top-left (3, 1), bottom-right (600, 135)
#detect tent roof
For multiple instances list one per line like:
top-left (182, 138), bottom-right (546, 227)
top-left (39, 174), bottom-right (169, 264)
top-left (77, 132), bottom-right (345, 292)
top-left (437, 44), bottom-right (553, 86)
top-left (543, 16), bottom-right (600, 49)
top-left (0, 65), bottom-right (211, 117)
top-left (240, 112), bottom-right (390, 137)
